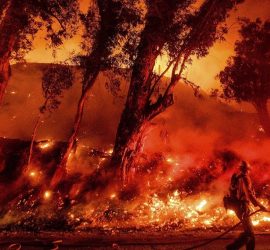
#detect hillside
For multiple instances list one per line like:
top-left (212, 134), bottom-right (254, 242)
top-left (0, 63), bottom-right (258, 150)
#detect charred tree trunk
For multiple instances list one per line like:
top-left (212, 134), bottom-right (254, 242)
top-left (111, 0), bottom-right (224, 186)
top-left (254, 100), bottom-right (270, 136)
top-left (50, 0), bottom-right (130, 188)
top-left (111, 3), bottom-right (171, 185)
top-left (28, 113), bottom-right (42, 166)
top-left (50, 69), bottom-right (100, 188)
top-left (27, 99), bottom-right (49, 166)
top-left (50, 0), bottom-right (115, 188)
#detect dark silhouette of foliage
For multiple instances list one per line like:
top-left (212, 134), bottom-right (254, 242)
top-left (0, 0), bottom-right (79, 103)
top-left (28, 64), bottom-right (74, 166)
top-left (218, 18), bottom-right (270, 135)
top-left (50, 0), bottom-right (145, 187)
top-left (41, 65), bottom-right (74, 113)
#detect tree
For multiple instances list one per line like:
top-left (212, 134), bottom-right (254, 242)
top-left (111, 0), bottom-right (244, 186)
top-left (50, 0), bottom-right (144, 188)
top-left (0, 0), bottom-right (79, 104)
top-left (28, 65), bottom-right (74, 166)
top-left (218, 19), bottom-right (270, 136)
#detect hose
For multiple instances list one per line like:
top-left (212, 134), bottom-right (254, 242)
top-left (184, 209), bottom-right (264, 250)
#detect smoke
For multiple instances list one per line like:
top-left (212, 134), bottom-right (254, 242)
top-left (1, 63), bottom-right (270, 230)
top-left (1, 63), bottom-right (267, 190)
top-left (0, 63), bottom-right (124, 147)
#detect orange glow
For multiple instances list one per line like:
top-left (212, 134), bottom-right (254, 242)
top-left (44, 190), bottom-right (52, 200)
top-left (24, 0), bottom-right (270, 91)
top-left (38, 140), bottom-right (54, 150)
top-left (29, 171), bottom-right (36, 177)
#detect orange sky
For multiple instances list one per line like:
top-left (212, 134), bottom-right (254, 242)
top-left (25, 0), bottom-right (270, 91)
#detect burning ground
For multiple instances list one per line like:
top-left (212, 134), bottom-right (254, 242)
top-left (0, 63), bottom-right (270, 234)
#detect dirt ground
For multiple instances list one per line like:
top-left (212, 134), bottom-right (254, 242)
top-left (1, 231), bottom-right (270, 250)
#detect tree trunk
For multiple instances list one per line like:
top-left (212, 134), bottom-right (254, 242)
top-left (50, 0), bottom-right (131, 188)
top-left (27, 99), bottom-right (49, 166)
top-left (111, 10), bottom-right (166, 186)
top-left (254, 100), bottom-right (270, 136)
top-left (50, 70), bottom-right (100, 188)
top-left (0, 59), bottom-right (11, 104)
top-left (27, 113), bottom-right (42, 166)
top-left (0, 0), bottom-right (23, 104)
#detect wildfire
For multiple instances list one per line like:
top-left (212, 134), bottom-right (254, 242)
top-left (78, 191), bottom-right (270, 231)
top-left (2, 146), bottom-right (270, 233)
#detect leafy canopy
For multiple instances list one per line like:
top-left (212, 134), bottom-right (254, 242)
top-left (0, 0), bottom-right (79, 60)
top-left (218, 18), bottom-right (270, 104)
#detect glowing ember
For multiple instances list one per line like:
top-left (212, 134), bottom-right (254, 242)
top-left (227, 210), bottom-right (235, 216)
top-left (173, 190), bottom-right (179, 197)
top-left (166, 157), bottom-right (174, 163)
top-left (38, 140), bottom-right (54, 150)
top-left (110, 193), bottom-right (117, 199)
top-left (67, 151), bottom-right (73, 161)
top-left (106, 148), bottom-right (113, 155)
top-left (43, 190), bottom-right (52, 200)
top-left (196, 200), bottom-right (207, 211)
top-left (204, 219), bottom-right (212, 225)
top-left (252, 220), bottom-right (260, 226)
top-left (29, 171), bottom-right (36, 177)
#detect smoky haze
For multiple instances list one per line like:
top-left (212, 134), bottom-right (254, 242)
top-left (1, 63), bottom-right (270, 228)
top-left (0, 63), bottom-right (259, 149)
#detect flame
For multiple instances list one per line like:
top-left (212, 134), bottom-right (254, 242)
top-left (252, 220), bottom-right (260, 226)
top-left (166, 157), bottom-right (174, 163)
top-left (196, 200), bottom-right (207, 211)
top-left (43, 190), bottom-right (52, 200)
top-left (263, 217), bottom-right (270, 222)
top-left (38, 140), bottom-right (54, 150)
top-left (110, 193), bottom-right (117, 199)
top-left (228, 209), bottom-right (235, 216)
top-left (29, 171), bottom-right (36, 177)
top-left (106, 148), bottom-right (113, 155)
top-left (79, 191), bottom-right (270, 231)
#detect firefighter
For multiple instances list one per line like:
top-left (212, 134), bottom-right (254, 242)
top-left (226, 161), bottom-right (268, 250)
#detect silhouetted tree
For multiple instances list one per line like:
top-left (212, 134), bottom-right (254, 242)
top-left (50, 0), bottom-right (144, 188)
top-left (28, 65), bottom-right (74, 166)
top-left (0, 0), bottom-right (79, 104)
top-left (218, 19), bottom-right (270, 136)
top-left (111, 0), bottom-right (244, 186)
